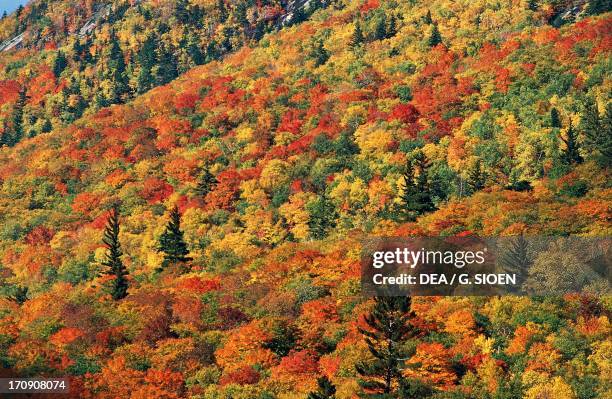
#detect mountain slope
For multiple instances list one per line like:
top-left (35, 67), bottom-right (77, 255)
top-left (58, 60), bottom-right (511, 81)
top-left (0, 1), bottom-right (610, 398)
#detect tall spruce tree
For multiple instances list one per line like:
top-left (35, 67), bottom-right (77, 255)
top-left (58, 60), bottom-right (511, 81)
top-left (581, 98), bottom-right (612, 166)
top-left (561, 120), bottom-right (582, 165)
top-left (196, 166), bottom-right (217, 198)
top-left (308, 376), bottom-right (336, 399)
top-left (104, 30), bottom-right (129, 102)
top-left (157, 44), bottom-right (179, 85)
top-left (467, 159), bottom-right (486, 193)
top-left (550, 107), bottom-right (562, 129)
top-left (351, 21), bottom-right (365, 48)
top-left (102, 206), bottom-right (129, 300)
top-left (306, 194), bottom-right (337, 240)
top-left (53, 50), bottom-right (68, 78)
top-left (499, 235), bottom-right (531, 293)
top-left (428, 23), bottom-right (442, 47)
top-left (356, 296), bottom-right (418, 398)
top-left (310, 38), bottom-right (330, 67)
top-left (374, 15), bottom-right (387, 40)
top-left (158, 206), bottom-right (192, 268)
top-left (398, 152), bottom-right (435, 221)
top-left (387, 14), bottom-right (398, 38)
top-left (6, 88), bottom-right (26, 146)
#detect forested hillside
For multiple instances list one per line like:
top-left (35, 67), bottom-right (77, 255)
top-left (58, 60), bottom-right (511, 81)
top-left (0, 0), bottom-right (610, 398)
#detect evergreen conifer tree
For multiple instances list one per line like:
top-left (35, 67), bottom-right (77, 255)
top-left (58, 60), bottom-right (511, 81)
top-left (196, 166), bottom-right (217, 198)
top-left (6, 88), bottom-right (26, 146)
top-left (351, 21), bottom-right (365, 48)
top-left (499, 235), bottom-right (531, 293)
top-left (398, 152), bottom-right (435, 221)
top-left (53, 50), bottom-right (68, 78)
top-left (561, 120), bottom-right (583, 165)
top-left (158, 206), bottom-right (192, 268)
top-left (387, 14), bottom-right (398, 38)
top-left (104, 30), bottom-right (128, 101)
top-left (374, 15), bottom-right (387, 40)
top-left (581, 98), bottom-right (612, 166)
top-left (157, 44), bottom-right (179, 85)
top-left (356, 296), bottom-right (418, 398)
top-left (467, 159), bottom-right (486, 193)
top-left (308, 376), bottom-right (336, 399)
top-left (428, 23), bottom-right (442, 47)
top-left (102, 206), bottom-right (129, 300)
top-left (550, 107), bottom-right (562, 129)
top-left (306, 195), bottom-right (337, 239)
top-left (217, 0), bottom-right (228, 22)
top-left (310, 38), bottom-right (330, 67)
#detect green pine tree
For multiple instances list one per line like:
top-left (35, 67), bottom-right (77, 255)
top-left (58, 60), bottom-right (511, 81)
top-left (306, 195), bottom-right (337, 239)
top-left (175, 0), bottom-right (190, 23)
top-left (157, 44), bottom-right (179, 85)
top-left (196, 166), bottom-right (217, 198)
top-left (467, 159), bottom-right (486, 193)
top-left (351, 21), bottom-right (365, 48)
top-left (561, 120), bottom-right (583, 165)
top-left (158, 206), bottom-right (192, 268)
top-left (387, 14), bottom-right (398, 38)
top-left (356, 296), bottom-right (418, 398)
top-left (186, 33), bottom-right (204, 65)
top-left (581, 98), bottom-right (612, 167)
top-left (374, 15), bottom-right (387, 40)
top-left (398, 152), bottom-right (435, 221)
top-left (586, 0), bottom-right (612, 15)
top-left (10, 286), bottom-right (28, 304)
top-left (6, 88), bottom-right (26, 146)
top-left (308, 376), bottom-right (336, 399)
top-left (53, 50), bottom-right (68, 78)
top-left (217, 0), bottom-right (228, 22)
top-left (310, 38), bottom-right (330, 67)
top-left (428, 23), bottom-right (442, 47)
top-left (104, 30), bottom-right (129, 101)
top-left (102, 206), bottom-right (129, 300)
top-left (424, 10), bottom-right (433, 24)
top-left (550, 107), bottom-right (562, 129)
top-left (499, 235), bottom-right (531, 293)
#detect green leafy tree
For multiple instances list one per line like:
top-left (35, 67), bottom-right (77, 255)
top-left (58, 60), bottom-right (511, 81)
top-left (308, 376), bottom-right (336, 399)
top-left (356, 296), bottom-right (418, 398)
top-left (399, 378), bottom-right (435, 399)
top-left (158, 206), bottom-right (192, 268)
top-left (101, 206), bottom-right (129, 300)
